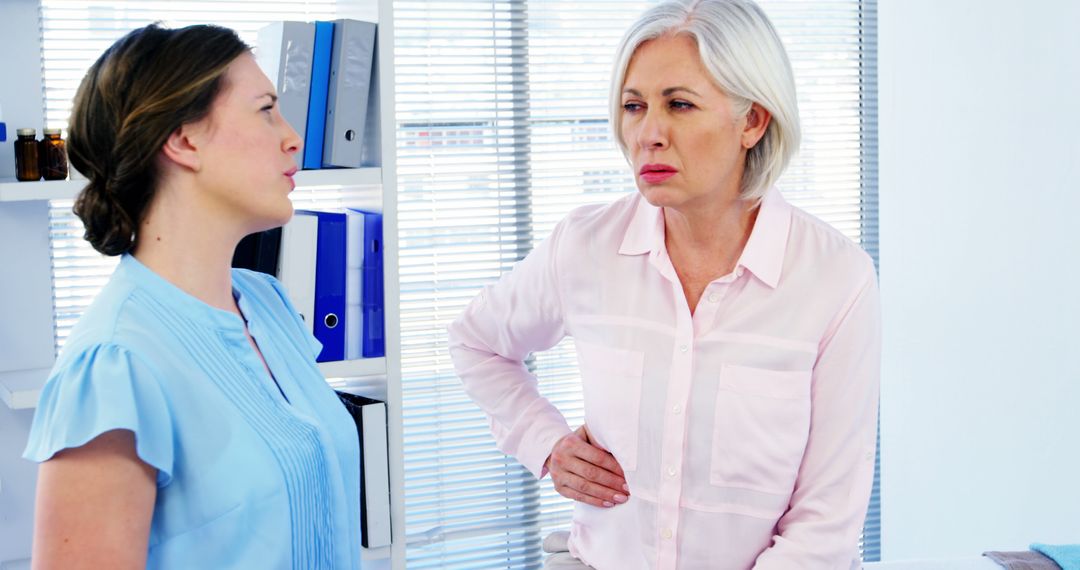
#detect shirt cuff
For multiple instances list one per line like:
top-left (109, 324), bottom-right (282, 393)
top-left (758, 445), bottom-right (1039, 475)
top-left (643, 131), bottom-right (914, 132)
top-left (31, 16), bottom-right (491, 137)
top-left (514, 403), bottom-right (573, 479)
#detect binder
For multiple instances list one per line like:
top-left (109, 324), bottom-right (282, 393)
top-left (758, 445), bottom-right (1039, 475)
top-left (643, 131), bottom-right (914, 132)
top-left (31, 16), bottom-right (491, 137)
top-left (344, 210), bottom-right (366, 360)
top-left (232, 227), bottom-right (282, 276)
top-left (276, 214), bottom-right (319, 334)
top-left (348, 209), bottom-right (384, 358)
top-left (303, 21), bottom-right (334, 170)
top-left (303, 210), bottom-right (347, 362)
top-left (255, 21), bottom-right (315, 170)
top-left (323, 19), bottom-right (377, 168)
top-left (335, 391), bottom-right (391, 548)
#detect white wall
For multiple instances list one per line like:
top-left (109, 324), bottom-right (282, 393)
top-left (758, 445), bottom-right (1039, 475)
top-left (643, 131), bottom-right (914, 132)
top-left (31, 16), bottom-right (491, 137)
top-left (879, 0), bottom-right (1080, 560)
top-left (0, 2), bottom-right (45, 567)
top-left (0, 0), bottom-right (44, 179)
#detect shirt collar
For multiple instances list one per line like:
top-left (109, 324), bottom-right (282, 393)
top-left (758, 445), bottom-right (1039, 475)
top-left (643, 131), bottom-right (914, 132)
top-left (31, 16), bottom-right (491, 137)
top-left (618, 187), bottom-right (792, 289)
top-left (737, 186), bottom-right (791, 289)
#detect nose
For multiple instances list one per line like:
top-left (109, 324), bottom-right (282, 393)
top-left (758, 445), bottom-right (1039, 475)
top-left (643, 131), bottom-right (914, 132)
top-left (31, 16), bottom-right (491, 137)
top-left (282, 120), bottom-right (303, 157)
top-left (635, 107), bottom-right (669, 151)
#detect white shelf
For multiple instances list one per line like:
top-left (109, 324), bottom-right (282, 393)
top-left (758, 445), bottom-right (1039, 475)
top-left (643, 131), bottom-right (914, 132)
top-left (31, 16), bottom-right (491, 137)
top-left (362, 545), bottom-right (391, 561)
top-left (0, 167), bottom-right (382, 203)
top-left (317, 357), bottom-right (386, 379)
top-left (294, 167), bottom-right (381, 187)
top-left (0, 178), bottom-right (84, 201)
top-left (0, 368), bottom-right (49, 410)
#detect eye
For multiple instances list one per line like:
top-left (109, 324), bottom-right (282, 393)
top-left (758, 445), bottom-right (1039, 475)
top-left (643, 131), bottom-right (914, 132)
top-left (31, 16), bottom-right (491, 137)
top-left (623, 102), bottom-right (644, 113)
top-left (261, 103), bottom-right (274, 113)
top-left (670, 100), bottom-right (695, 111)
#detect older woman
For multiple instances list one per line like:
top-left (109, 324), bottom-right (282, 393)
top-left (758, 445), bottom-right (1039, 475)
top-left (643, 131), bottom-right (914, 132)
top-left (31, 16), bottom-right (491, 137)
top-left (448, 0), bottom-right (880, 568)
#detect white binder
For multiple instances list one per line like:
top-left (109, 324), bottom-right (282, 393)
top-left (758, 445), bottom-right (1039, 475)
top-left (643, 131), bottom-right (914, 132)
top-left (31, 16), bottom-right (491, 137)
top-left (276, 213), bottom-right (319, 333)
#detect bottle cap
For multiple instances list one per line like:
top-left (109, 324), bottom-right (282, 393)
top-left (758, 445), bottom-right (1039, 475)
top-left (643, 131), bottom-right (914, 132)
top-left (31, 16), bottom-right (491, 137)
top-left (17, 128), bottom-right (36, 136)
top-left (43, 128), bottom-right (61, 136)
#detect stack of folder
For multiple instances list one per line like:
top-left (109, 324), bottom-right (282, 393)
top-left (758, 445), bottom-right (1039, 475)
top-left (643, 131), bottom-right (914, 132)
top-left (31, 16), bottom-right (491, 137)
top-left (256, 19), bottom-right (378, 170)
top-left (232, 209), bottom-right (385, 363)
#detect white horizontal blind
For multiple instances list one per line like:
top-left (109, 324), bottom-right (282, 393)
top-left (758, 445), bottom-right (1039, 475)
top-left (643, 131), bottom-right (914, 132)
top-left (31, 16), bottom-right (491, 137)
top-left (38, 0), bottom-right (371, 351)
top-left (396, 0), bottom-right (879, 568)
top-left (394, 2), bottom-right (547, 567)
top-left (522, 0), bottom-right (654, 549)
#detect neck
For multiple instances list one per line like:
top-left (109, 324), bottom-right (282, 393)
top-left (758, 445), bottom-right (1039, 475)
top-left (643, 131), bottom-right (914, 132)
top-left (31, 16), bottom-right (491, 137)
top-left (131, 180), bottom-right (245, 315)
top-left (663, 192), bottom-right (757, 258)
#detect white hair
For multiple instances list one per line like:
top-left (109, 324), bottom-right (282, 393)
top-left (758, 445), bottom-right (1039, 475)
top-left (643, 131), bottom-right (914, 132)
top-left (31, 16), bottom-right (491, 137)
top-left (610, 0), bottom-right (801, 201)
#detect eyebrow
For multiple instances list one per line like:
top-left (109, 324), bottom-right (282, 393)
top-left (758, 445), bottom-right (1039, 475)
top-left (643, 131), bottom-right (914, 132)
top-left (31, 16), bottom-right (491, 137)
top-left (257, 93), bottom-right (279, 103)
top-left (622, 87), bottom-right (702, 98)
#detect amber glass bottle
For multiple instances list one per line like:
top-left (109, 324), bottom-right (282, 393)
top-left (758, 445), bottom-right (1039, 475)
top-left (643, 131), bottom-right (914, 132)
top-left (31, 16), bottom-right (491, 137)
top-left (14, 128), bottom-right (40, 181)
top-left (40, 128), bottom-right (68, 181)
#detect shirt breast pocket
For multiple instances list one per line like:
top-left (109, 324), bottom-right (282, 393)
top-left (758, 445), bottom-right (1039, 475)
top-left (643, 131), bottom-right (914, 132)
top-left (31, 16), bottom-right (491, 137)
top-left (710, 363), bottom-right (811, 494)
top-left (575, 339), bottom-right (644, 472)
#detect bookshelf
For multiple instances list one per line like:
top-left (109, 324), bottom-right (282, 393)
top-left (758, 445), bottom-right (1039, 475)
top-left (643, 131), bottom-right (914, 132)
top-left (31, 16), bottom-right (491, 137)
top-left (0, 1), bottom-right (403, 568)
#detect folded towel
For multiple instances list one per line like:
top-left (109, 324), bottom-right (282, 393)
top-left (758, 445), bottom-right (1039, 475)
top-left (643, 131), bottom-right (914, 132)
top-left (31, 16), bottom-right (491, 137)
top-left (1031, 544), bottom-right (1080, 570)
top-left (983, 550), bottom-right (1061, 569)
top-left (543, 531), bottom-right (570, 554)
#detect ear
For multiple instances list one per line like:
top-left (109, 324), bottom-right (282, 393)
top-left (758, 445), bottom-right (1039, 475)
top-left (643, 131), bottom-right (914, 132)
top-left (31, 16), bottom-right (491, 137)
top-left (160, 122), bottom-right (204, 172)
top-left (741, 102), bottom-right (772, 150)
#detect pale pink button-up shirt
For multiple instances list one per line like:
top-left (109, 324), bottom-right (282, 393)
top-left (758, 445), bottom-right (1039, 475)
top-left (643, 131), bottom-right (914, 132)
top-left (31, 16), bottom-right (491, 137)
top-left (448, 187), bottom-right (880, 570)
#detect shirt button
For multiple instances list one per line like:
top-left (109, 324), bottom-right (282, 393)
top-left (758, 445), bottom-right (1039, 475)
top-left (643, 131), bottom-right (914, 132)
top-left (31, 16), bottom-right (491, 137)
top-left (736, 268), bottom-right (744, 277)
top-left (672, 404), bottom-right (682, 414)
top-left (661, 528), bottom-right (673, 540)
top-left (708, 293), bottom-right (719, 303)
top-left (667, 466), bottom-right (677, 477)
top-left (679, 344), bottom-right (688, 353)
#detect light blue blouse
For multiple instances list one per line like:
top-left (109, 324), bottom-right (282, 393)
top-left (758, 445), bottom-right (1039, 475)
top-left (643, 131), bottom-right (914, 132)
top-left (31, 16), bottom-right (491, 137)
top-left (24, 254), bottom-right (362, 569)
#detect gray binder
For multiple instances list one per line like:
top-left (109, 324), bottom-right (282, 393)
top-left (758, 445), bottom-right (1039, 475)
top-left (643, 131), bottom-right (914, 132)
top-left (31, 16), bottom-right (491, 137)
top-left (323, 19), bottom-right (377, 168)
top-left (256, 21), bottom-right (315, 170)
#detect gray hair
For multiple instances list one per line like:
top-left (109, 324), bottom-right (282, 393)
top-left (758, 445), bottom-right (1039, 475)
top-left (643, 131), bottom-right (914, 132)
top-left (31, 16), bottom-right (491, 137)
top-left (610, 0), bottom-right (801, 201)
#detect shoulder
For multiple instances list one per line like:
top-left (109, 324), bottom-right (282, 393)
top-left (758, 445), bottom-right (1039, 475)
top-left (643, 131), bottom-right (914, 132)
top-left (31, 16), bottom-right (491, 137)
top-left (232, 268), bottom-right (304, 322)
top-left (231, 268), bottom-right (321, 358)
top-left (61, 272), bottom-right (143, 358)
top-left (231, 268), bottom-right (285, 304)
top-left (551, 192), bottom-right (640, 245)
top-left (786, 204), bottom-right (876, 285)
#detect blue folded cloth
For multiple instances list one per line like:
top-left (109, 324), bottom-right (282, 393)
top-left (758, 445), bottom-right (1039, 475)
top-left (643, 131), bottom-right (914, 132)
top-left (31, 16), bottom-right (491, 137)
top-left (1031, 544), bottom-right (1080, 570)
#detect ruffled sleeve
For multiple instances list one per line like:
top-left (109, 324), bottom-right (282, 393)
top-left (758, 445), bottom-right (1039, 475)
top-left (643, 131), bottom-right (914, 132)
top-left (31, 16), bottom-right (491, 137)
top-left (23, 343), bottom-right (175, 487)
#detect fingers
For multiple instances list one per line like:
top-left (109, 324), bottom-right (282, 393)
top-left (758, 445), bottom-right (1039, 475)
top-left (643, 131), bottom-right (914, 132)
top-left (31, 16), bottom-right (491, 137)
top-left (565, 455), bottom-right (627, 496)
top-left (552, 471), bottom-right (629, 508)
top-left (548, 431), bottom-right (631, 507)
top-left (572, 426), bottom-right (627, 483)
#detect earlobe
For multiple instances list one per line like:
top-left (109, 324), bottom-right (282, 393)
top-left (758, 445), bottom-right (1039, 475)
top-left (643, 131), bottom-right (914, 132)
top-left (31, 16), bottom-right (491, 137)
top-left (160, 124), bottom-right (202, 172)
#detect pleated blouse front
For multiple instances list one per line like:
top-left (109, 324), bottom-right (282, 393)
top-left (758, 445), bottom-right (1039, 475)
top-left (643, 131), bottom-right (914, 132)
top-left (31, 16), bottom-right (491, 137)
top-left (24, 254), bottom-right (362, 570)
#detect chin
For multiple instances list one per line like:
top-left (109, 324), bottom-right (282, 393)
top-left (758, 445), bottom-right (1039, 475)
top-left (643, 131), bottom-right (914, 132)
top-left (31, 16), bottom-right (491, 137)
top-left (637, 184), bottom-right (683, 209)
top-left (268, 203), bottom-right (295, 228)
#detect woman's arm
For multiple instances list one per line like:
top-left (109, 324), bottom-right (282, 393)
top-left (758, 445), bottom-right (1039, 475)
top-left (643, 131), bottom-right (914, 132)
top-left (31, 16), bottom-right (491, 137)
top-left (753, 265), bottom-right (882, 570)
top-left (32, 429), bottom-right (157, 570)
top-left (448, 225), bottom-right (575, 478)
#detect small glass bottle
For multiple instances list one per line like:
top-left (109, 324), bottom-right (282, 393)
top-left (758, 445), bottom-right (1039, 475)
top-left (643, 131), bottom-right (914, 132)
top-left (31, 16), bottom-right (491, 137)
top-left (39, 128), bottom-right (68, 181)
top-left (14, 128), bottom-right (40, 181)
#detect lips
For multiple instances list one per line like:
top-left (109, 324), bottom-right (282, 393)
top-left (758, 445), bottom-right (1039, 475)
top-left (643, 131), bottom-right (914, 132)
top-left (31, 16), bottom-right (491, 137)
top-left (639, 163), bottom-right (677, 184)
top-left (284, 167), bottom-right (297, 189)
